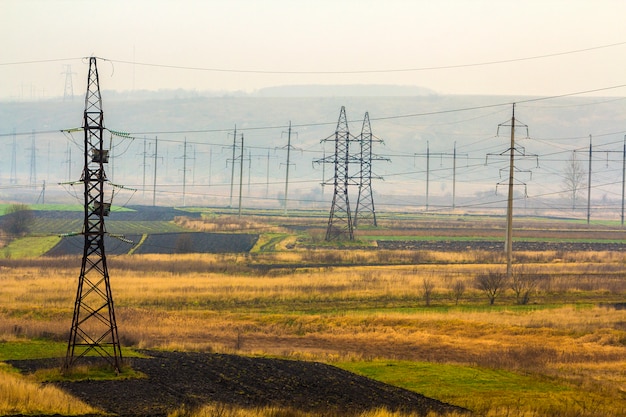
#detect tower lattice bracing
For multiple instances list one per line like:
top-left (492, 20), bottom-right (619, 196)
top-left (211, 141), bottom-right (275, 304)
top-left (65, 57), bottom-right (122, 371)
top-left (322, 106), bottom-right (354, 240)
top-left (353, 112), bottom-right (377, 227)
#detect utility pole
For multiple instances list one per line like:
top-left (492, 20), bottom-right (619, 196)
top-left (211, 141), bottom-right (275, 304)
top-left (266, 148), bottom-right (271, 198)
top-left (141, 137), bottom-right (148, 197)
top-left (238, 134), bottom-right (245, 217)
top-left (505, 106), bottom-right (516, 280)
top-left (208, 147), bottom-right (213, 187)
top-left (152, 137), bottom-right (158, 206)
top-left (36, 180), bottom-right (46, 205)
top-left (29, 130), bottom-right (37, 187)
top-left (414, 142), bottom-right (456, 211)
top-left (587, 135), bottom-right (592, 225)
top-left (178, 138), bottom-right (193, 206)
top-left (229, 126), bottom-right (237, 208)
top-left (182, 138), bottom-right (188, 206)
top-left (485, 103), bottom-right (536, 279)
top-left (10, 129), bottom-right (17, 184)
top-left (247, 149), bottom-right (252, 195)
top-left (622, 135), bottom-right (625, 226)
top-left (65, 57), bottom-right (122, 372)
top-left (280, 121), bottom-right (299, 215)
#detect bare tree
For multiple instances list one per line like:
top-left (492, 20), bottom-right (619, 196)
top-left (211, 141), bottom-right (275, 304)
top-left (510, 265), bottom-right (540, 305)
top-left (421, 277), bottom-right (435, 307)
top-left (562, 153), bottom-right (586, 210)
top-left (451, 280), bottom-right (466, 305)
top-left (475, 271), bottom-right (507, 305)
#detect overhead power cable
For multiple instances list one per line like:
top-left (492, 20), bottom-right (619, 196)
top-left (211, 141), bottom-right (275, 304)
top-left (93, 41), bottom-right (626, 74)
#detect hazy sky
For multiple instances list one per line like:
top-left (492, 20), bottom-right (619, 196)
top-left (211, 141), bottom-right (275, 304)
top-left (3, 0), bottom-right (626, 99)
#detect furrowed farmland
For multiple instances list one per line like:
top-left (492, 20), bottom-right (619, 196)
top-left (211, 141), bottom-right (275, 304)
top-left (0, 205), bottom-right (625, 417)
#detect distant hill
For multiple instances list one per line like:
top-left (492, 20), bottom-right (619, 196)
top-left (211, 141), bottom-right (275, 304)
top-left (254, 84), bottom-right (436, 97)
top-left (1, 88), bottom-right (625, 218)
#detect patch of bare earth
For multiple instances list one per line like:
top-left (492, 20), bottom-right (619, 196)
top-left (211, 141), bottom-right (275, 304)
top-left (8, 350), bottom-right (466, 417)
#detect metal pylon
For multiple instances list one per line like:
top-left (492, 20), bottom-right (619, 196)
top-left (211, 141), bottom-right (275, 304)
top-left (354, 112), bottom-right (378, 227)
top-left (65, 57), bottom-right (122, 372)
top-left (320, 106), bottom-right (354, 241)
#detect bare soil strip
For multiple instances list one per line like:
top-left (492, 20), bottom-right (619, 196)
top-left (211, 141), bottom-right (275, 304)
top-left (8, 350), bottom-right (466, 417)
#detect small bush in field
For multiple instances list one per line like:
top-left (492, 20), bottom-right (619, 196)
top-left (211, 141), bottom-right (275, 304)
top-left (474, 270), bottom-right (507, 305)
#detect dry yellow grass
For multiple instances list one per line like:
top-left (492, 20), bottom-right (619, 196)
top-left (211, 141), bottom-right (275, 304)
top-left (1, 250), bottom-right (625, 415)
top-left (168, 403), bottom-right (467, 417)
top-left (0, 365), bottom-right (98, 415)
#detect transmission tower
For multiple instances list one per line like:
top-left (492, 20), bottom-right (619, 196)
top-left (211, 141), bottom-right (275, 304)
top-left (315, 106), bottom-right (354, 241)
top-left (353, 112), bottom-right (388, 228)
top-left (65, 57), bottom-right (122, 372)
top-left (62, 65), bottom-right (76, 101)
top-left (10, 129), bottom-right (17, 184)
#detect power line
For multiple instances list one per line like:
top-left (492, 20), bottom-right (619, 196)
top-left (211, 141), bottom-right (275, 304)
top-left (83, 42), bottom-right (626, 74)
top-left (3, 83), bottom-right (626, 140)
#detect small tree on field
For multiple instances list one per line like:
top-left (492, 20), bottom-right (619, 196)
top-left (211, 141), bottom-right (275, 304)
top-left (2, 204), bottom-right (34, 236)
top-left (562, 153), bottom-right (586, 210)
top-left (451, 280), bottom-right (466, 305)
top-left (421, 277), bottom-right (435, 307)
top-left (475, 271), bottom-right (507, 305)
top-left (510, 265), bottom-right (540, 305)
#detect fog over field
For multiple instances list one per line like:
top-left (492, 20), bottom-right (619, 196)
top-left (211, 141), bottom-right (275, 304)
top-left (1, 86), bottom-right (625, 219)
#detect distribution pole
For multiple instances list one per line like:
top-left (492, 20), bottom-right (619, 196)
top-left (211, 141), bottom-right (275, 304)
top-left (426, 141), bottom-right (430, 211)
top-left (238, 134), bottom-right (245, 217)
top-left (283, 122), bottom-right (293, 215)
top-left (622, 135), bottom-right (625, 226)
top-left (65, 143), bottom-right (72, 182)
top-left (65, 57), bottom-right (121, 372)
top-left (208, 147), bottom-right (213, 187)
top-left (486, 103), bottom-right (535, 280)
top-left (453, 142), bottom-right (457, 209)
top-left (229, 126), bottom-right (237, 208)
top-left (142, 137), bottom-right (147, 197)
top-left (10, 129), bottom-right (17, 184)
top-left (505, 104), bottom-right (516, 279)
top-left (29, 130), bottom-right (37, 187)
top-left (182, 137), bottom-right (187, 206)
top-left (587, 135), bottom-right (592, 225)
top-left (152, 137), bottom-right (158, 206)
top-left (415, 142), bottom-right (456, 211)
top-left (266, 149), bottom-right (271, 198)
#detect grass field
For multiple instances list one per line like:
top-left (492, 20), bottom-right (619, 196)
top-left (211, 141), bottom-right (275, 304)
top-left (0, 212), bottom-right (625, 416)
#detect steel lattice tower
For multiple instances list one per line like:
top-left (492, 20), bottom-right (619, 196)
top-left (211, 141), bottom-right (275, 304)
top-left (318, 106), bottom-right (354, 240)
top-left (65, 57), bottom-right (122, 372)
top-left (353, 112), bottom-right (382, 228)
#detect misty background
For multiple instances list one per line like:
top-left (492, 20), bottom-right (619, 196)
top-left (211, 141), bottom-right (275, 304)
top-left (1, 83), bottom-right (625, 220)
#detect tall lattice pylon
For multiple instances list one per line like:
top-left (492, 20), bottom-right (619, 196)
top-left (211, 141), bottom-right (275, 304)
top-left (353, 112), bottom-right (386, 228)
top-left (316, 106), bottom-right (354, 241)
top-left (65, 57), bottom-right (122, 372)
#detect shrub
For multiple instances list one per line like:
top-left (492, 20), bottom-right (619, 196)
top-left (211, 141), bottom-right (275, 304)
top-left (1, 204), bottom-right (34, 236)
top-left (474, 270), bottom-right (507, 305)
